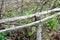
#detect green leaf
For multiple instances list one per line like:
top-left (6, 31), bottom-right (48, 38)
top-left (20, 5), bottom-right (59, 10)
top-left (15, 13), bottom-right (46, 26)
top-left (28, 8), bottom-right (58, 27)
top-left (28, 32), bottom-right (33, 36)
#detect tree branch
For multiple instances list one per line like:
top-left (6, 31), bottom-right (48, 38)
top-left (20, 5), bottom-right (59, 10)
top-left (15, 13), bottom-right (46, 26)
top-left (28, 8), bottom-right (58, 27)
top-left (0, 8), bottom-right (60, 23)
top-left (0, 12), bottom-right (60, 33)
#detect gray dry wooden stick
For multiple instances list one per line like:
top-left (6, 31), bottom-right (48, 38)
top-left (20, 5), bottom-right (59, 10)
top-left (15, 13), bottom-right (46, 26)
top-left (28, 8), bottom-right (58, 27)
top-left (0, 12), bottom-right (60, 33)
top-left (0, 8), bottom-right (60, 23)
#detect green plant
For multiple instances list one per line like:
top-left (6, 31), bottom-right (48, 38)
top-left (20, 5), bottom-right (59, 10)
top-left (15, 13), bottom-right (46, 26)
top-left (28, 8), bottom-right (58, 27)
top-left (7, 11), bottom-right (16, 17)
top-left (0, 32), bottom-right (7, 40)
top-left (28, 27), bottom-right (36, 36)
top-left (25, 5), bottom-right (37, 15)
top-left (45, 13), bottom-right (59, 31)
